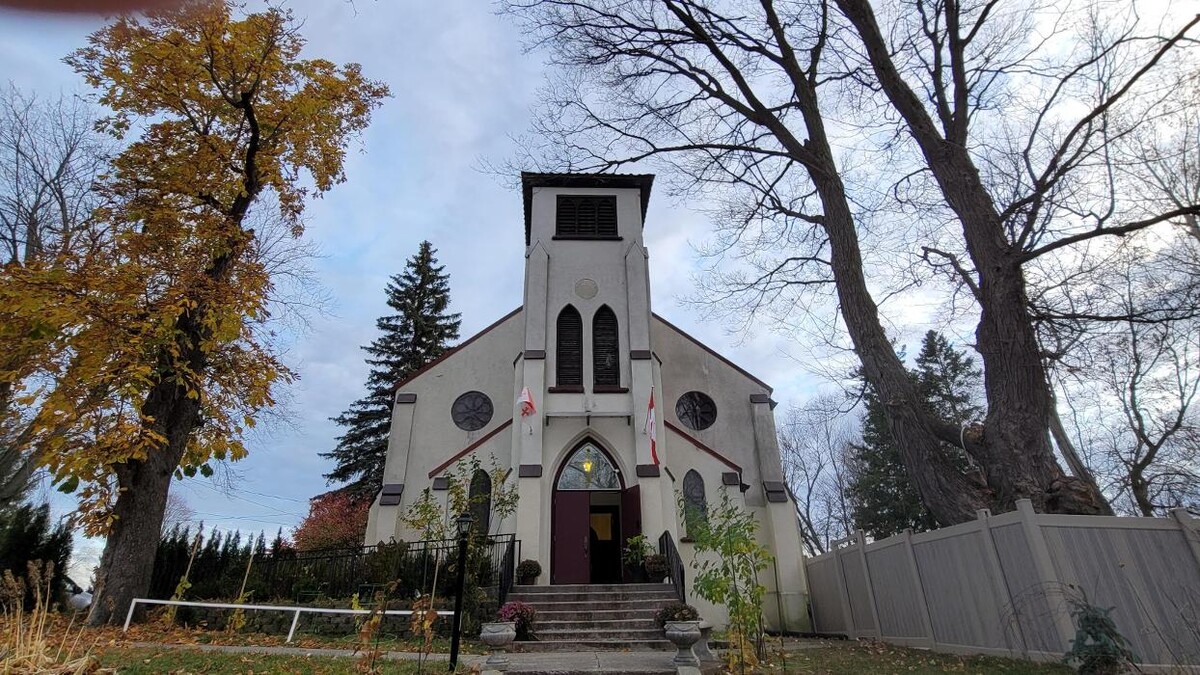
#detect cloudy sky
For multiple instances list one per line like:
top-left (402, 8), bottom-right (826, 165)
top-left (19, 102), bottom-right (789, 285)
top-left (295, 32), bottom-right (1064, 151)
top-left (1, 1), bottom-right (932, 579)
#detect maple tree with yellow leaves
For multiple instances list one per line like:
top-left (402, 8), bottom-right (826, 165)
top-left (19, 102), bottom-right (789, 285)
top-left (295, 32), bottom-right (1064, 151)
top-left (0, 0), bottom-right (388, 625)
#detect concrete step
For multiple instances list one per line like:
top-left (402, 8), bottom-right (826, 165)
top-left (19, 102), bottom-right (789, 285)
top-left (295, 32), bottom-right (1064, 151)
top-left (535, 627), bottom-right (666, 641)
top-left (509, 583), bottom-right (680, 652)
top-left (508, 589), bottom-right (677, 603)
top-left (532, 608), bottom-right (661, 622)
top-left (511, 581), bottom-right (681, 590)
top-left (513, 599), bottom-right (672, 612)
top-left (539, 617), bottom-right (658, 631)
top-left (513, 638), bottom-right (675, 653)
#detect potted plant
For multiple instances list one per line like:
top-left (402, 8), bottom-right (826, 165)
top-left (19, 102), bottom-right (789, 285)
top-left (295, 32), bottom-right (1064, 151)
top-left (655, 602), bottom-right (702, 667)
top-left (516, 559), bottom-right (541, 585)
top-left (498, 600), bottom-right (537, 641)
top-left (480, 616), bottom-right (517, 668)
top-left (622, 534), bottom-right (651, 582)
top-left (644, 553), bottom-right (669, 583)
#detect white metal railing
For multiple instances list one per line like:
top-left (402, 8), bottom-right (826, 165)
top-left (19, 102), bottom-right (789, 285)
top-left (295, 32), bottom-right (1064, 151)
top-left (122, 598), bottom-right (454, 643)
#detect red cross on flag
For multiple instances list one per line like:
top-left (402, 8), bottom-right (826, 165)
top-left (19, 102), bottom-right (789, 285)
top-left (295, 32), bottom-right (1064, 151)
top-left (518, 386), bottom-right (537, 417)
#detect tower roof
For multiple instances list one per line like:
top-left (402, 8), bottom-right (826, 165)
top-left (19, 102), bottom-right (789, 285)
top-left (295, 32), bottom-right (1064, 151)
top-left (521, 172), bottom-right (655, 245)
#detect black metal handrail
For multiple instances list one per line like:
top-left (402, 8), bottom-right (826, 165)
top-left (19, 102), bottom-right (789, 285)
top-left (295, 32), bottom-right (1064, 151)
top-left (658, 530), bottom-right (686, 603)
top-left (496, 536), bottom-right (517, 606)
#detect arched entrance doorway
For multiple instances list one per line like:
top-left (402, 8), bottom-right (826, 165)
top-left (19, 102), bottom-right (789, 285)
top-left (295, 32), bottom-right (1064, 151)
top-left (551, 439), bottom-right (642, 584)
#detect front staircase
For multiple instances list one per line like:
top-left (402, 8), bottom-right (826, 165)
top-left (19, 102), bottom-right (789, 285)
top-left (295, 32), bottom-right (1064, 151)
top-left (506, 583), bottom-right (678, 652)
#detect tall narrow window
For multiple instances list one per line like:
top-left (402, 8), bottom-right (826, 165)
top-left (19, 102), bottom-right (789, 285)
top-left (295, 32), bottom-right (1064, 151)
top-left (593, 306), bottom-right (619, 387)
top-left (683, 470), bottom-right (707, 535)
top-left (556, 305), bottom-right (583, 386)
top-left (468, 469), bottom-right (492, 537)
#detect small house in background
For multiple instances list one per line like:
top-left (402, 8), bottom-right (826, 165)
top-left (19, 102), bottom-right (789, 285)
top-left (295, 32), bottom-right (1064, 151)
top-left (365, 172), bottom-right (809, 632)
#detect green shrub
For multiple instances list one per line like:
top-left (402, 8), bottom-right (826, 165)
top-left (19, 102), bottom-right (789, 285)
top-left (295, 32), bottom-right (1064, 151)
top-left (1064, 599), bottom-right (1136, 675)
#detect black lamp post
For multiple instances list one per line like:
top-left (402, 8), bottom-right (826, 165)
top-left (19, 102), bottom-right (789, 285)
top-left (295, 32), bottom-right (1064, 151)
top-left (448, 512), bottom-right (473, 672)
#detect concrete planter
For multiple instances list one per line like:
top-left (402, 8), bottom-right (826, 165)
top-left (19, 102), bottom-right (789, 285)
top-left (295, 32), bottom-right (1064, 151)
top-left (663, 620), bottom-right (701, 666)
top-left (480, 621), bottom-right (517, 669)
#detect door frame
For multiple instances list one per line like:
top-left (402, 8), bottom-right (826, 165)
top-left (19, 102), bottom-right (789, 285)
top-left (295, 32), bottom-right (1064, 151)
top-left (550, 437), bottom-right (627, 585)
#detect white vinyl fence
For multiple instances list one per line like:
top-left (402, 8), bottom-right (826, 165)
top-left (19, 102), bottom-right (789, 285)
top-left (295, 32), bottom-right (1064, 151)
top-left (805, 499), bottom-right (1200, 669)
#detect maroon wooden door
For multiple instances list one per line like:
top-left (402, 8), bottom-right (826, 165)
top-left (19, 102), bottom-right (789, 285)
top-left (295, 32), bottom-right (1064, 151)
top-left (621, 485), bottom-right (642, 582)
top-left (552, 491), bottom-right (591, 584)
top-left (621, 485), bottom-right (641, 545)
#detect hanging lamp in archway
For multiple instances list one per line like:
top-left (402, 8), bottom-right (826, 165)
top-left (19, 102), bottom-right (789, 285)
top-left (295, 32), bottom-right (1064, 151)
top-left (556, 443), bottom-right (620, 490)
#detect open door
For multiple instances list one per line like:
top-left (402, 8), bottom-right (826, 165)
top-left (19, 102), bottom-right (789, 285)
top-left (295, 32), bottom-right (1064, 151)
top-left (621, 485), bottom-right (642, 582)
top-left (552, 491), bottom-right (591, 584)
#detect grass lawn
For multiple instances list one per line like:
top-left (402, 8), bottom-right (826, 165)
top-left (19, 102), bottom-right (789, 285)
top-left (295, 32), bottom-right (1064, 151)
top-left (86, 641), bottom-right (1076, 674)
top-left (93, 647), bottom-right (457, 674)
top-left (763, 641), bottom-right (1074, 674)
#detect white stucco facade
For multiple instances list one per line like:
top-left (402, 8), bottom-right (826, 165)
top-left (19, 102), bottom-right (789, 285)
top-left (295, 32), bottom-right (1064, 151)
top-left (364, 173), bottom-right (810, 632)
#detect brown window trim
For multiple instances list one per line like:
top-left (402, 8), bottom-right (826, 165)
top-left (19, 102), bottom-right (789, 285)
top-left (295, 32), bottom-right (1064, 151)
top-left (593, 385), bottom-right (629, 393)
top-left (551, 235), bottom-right (623, 241)
top-left (548, 385), bottom-right (585, 394)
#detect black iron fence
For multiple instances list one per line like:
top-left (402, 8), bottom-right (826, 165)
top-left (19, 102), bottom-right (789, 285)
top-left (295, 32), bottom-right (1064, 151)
top-left (150, 534), bottom-right (517, 608)
top-left (659, 530), bottom-right (686, 603)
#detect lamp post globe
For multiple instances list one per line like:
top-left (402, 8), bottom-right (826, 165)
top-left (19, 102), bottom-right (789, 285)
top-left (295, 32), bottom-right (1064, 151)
top-left (456, 512), bottom-right (473, 538)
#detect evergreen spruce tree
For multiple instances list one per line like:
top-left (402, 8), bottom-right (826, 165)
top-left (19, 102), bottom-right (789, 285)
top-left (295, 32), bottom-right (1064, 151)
top-left (847, 331), bottom-right (982, 539)
top-left (322, 241), bottom-right (461, 498)
top-left (0, 503), bottom-right (73, 607)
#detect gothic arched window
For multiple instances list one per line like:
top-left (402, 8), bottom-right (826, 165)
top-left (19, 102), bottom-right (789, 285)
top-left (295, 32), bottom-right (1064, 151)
top-left (556, 305), bottom-right (583, 386)
top-left (468, 469), bottom-right (492, 536)
top-left (593, 306), bottom-right (619, 387)
top-left (556, 443), bottom-right (621, 491)
top-left (683, 469), bottom-right (707, 534)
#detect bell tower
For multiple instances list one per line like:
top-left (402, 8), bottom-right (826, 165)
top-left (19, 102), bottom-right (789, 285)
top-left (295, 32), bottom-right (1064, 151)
top-left (520, 173), bottom-right (655, 395)
top-left (511, 173), bottom-right (667, 579)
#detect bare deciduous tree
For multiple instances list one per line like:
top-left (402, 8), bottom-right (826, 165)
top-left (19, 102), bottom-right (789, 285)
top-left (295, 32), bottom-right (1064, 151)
top-left (504, 0), bottom-right (1200, 520)
top-left (1051, 248), bottom-right (1200, 516)
top-left (0, 85), bottom-right (109, 506)
top-left (160, 490), bottom-right (196, 534)
top-left (779, 395), bottom-right (855, 555)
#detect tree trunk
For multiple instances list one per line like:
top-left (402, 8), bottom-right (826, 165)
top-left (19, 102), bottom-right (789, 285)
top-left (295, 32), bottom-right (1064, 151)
top-left (88, 232), bottom-right (242, 625)
top-left (755, 18), bottom-right (993, 525)
top-left (814, 170), bottom-right (990, 525)
top-left (1130, 467), bottom-right (1153, 517)
top-left (87, 334), bottom-right (205, 625)
top-left (87, 437), bottom-right (187, 625)
top-left (835, 0), bottom-right (1110, 516)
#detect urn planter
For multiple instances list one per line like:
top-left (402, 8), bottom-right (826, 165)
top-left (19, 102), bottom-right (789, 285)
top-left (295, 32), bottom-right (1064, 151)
top-left (480, 621), bottom-right (517, 669)
top-left (663, 620), bottom-right (702, 667)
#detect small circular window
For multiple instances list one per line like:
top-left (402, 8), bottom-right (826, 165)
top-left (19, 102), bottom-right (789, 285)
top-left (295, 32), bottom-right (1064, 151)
top-left (451, 391), bottom-right (493, 431)
top-left (675, 391), bottom-right (717, 431)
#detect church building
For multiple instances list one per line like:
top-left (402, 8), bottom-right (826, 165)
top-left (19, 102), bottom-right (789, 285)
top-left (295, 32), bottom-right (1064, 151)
top-left (364, 173), bottom-right (809, 632)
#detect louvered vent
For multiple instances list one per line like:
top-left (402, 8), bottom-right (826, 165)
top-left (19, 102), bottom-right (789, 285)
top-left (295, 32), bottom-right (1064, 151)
top-left (593, 306), bottom-right (619, 386)
top-left (556, 195), bottom-right (618, 238)
top-left (556, 305), bottom-right (583, 385)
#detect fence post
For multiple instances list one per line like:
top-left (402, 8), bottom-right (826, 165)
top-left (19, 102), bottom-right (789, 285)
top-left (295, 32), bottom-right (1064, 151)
top-left (856, 530), bottom-right (882, 639)
top-left (902, 529), bottom-right (936, 649)
top-left (1016, 498), bottom-right (1075, 652)
top-left (832, 535), bottom-right (857, 638)
top-left (1170, 509), bottom-right (1200, 571)
top-left (977, 508), bottom-right (1029, 654)
top-left (122, 599), bottom-right (139, 632)
top-left (287, 608), bottom-right (302, 643)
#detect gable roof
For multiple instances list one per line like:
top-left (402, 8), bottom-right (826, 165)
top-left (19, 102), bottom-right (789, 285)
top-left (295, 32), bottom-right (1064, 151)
top-left (393, 306), bottom-right (522, 392)
top-left (652, 313), bottom-right (773, 393)
top-left (522, 172), bottom-right (655, 245)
